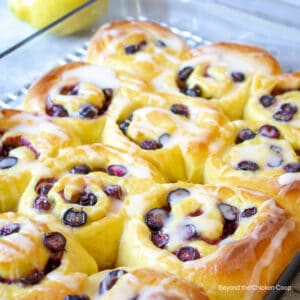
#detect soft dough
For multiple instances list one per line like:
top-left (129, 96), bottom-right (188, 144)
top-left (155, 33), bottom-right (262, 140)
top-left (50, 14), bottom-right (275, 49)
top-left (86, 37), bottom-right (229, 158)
top-left (0, 212), bottom-right (97, 300)
top-left (117, 182), bottom-right (299, 300)
top-left (204, 120), bottom-right (300, 222)
top-left (18, 143), bottom-right (165, 268)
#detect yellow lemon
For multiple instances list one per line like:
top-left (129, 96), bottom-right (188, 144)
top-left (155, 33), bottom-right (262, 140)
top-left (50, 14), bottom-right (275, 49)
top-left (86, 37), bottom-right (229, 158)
top-left (9, 0), bottom-right (109, 35)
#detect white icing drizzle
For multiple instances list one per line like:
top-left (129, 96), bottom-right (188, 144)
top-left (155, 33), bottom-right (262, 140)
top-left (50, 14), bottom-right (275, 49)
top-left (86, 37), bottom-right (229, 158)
top-left (11, 122), bottom-right (69, 141)
top-left (245, 218), bottom-right (295, 300)
top-left (151, 71), bottom-right (178, 93)
top-left (278, 172), bottom-right (300, 185)
top-left (9, 112), bottom-right (48, 124)
top-left (62, 65), bottom-right (120, 89)
top-left (129, 106), bottom-right (210, 145)
top-left (182, 52), bottom-right (266, 74)
top-left (134, 52), bottom-right (154, 63)
top-left (47, 271), bottom-right (86, 291)
top-left (138, 285), bottom-right (183, 300)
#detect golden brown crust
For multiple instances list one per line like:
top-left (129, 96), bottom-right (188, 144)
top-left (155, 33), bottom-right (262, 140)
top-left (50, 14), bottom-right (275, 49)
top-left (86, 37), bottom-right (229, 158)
top-left (23, 62), bottom-right (86, 112)
top-left (87, 20), bottom-right (189, 59)
top-left (0, 109), bottom-right (80, 212)
top-left (204, 120), bottom-right (300, 222)
top-left (191, 42), bottom-right (283, 75)
top-left (22, 61), bottom-right (123, 143)
top-left (244, 72), bottom-right (300, 149)
top-left (186, 201), bottom-right (299, 299)
top-left (84, 267), bottom-right (208, 299)
top-left (102, 89), bottom-right (228, 182)
top-left (117, 182), bottom-right (300, 300)
top-left (18, 143), bottom-right (165, 269)
top-left (0, 212), bottom-right (97, 300)
top-left (86, 20), bottom-right (189, 81)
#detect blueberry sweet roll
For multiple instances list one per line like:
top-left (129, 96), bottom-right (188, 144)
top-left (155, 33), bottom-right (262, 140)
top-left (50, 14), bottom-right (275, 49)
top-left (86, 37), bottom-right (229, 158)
top-left (0, 212), bottom-right (97, 300)
top-left (18, 144), bottom-right (165, 268)
top-left (102, 90), bottom-right (228, 182)
top-left (22, 62), bottom-right (121, 144)
top-left (172, 42), bottom-right (282, 120)
top-left (244, 72), bottom-right (300, 149)
top-left (86, 20), bottom-right (189, 82)
top-left (0, 109), bottom-right (80, 212)
top-left (68, 267), bottom-right (208, 300)
top-left (117, 183), bottom-right (299, 299)
top-left (204, 120), bottom-right (300, 221)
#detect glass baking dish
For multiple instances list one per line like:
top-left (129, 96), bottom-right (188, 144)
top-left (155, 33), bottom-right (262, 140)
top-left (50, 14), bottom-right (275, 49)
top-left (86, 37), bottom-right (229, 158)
top-left (0, 0), bottom-right (299, 298)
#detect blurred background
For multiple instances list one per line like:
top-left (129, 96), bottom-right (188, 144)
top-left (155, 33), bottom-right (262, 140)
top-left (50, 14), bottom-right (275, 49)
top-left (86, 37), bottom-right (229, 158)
top-left (1, 0), bottom-right (300, 102)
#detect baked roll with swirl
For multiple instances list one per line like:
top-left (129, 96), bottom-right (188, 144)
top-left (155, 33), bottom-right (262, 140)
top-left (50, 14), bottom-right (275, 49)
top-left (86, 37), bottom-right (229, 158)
top-left (86, 20), bottom-right (189, 82)
top-left (204, 120), bottom-right (300, 221)
top-left (0, 109), bottom-right (80, 212)
top-left (22, 62), bottom-right (122, 144)
top-left (18, 143), bottom-right (165, 268)
top-left (0, 212), bottom-right (97, 300)
top-left (102, 90), bottom-right (228, 182)
top-left (244, 72), bottom-right (300, 149)
top-left (117, 183), bottom-right (299, 300)
top-left (68, 267), bottom-right (208, 300)
top-left (169, 43), bottom-right (282, 120)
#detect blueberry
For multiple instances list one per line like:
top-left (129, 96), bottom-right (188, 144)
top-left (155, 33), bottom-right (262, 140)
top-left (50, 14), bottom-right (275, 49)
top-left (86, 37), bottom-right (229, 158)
top-left (140, 140), bottom-right (162, 150)
top-left (273, 110), bottom-right (294, 122)
top-left (156, 40), bottom-right (167, 47)
top-left (103, 88), bottom-right (113, 102)
top-left (270, 144), bottom-right (282, 154)
top-left (64, 295), bottom-right (90, 300)
top-left (125, 44), bottom-right (141, 55)
top-left (235, 128), bottom-right (256, 144)
top-left (106, 165), bottom-right (127, 177)
top-left (48, 104), bottom-right (69, 117)
top-left (170, 104), bottom-right (189, 118)
top-left (259, 95), bottom-right (275, 107)
top-left (99, 269), bottom-right (128, 295)
top-left (119, 120), bottom-right (130, 134)
top-left (174, 246), bottom-right (201, 262)
top-left (104, 185), bottom-right (123, 200)
top-left (145, 208), bottom-right (169, 231)
top-left (177, 66), bottom-right (194, 81)
top-left (283, 163), bottom-right (300, 173)
top-left (0, 223), bottom-right (20, 237)
top-left (43, 232), bottom-right (66, 252)
top-left (62, 208), bottom-right (87, 227)
top-left (280, 103), bottom-right (298, 114)
top-left (218, 203), bottom-right (239, 221)
top-left (151, 230), bottom-right (169, 248)
top-left (184, 85), bottom-right (201, 97)
top-left (33, 195), bottom-right (51, 211)
top-left (258, 124), bottom-right (280, 139)
top-left (20, 270), bottom-right (44, 286)
top-left (231, 72), bottom-right (245, 82)
top-left (70, 164), bottom-right (91, 175)
top-left (236, 160), bottom-right (259, 171)
top-left (241, 207), bottom-right (257, 218)
top-left (35, 178), bottom-right (56, 195)
top-left (77, 192), bottom-right (97, 206)
top-left (221, 220), bottom-right (238, 239)
top-left (78, 104), bottom-right (99, 119)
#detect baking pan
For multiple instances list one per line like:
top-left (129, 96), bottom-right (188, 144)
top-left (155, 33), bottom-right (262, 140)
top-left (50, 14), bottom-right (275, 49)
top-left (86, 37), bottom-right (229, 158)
top-left (0, 1), bottom-right (299, 299)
